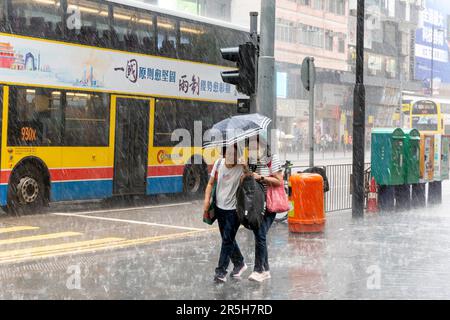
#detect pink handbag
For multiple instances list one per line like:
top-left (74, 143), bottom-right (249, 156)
top-left (266, 183), bottom-right (290, 213)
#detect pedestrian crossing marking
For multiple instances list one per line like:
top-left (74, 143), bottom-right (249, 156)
top-left (0, 232), bottom-right (82, 246)
top-left (0, 226), bottom-right (40, 234)
top-left (0, 228), bottom-right (218, 264)
top-left (0, 237), bottom-right (125, 261)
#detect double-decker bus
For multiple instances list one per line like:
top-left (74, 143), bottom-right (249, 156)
top-left (0, 0), bottom-right (249, 212)
top-left (410, 99), bottom-right (444, 134)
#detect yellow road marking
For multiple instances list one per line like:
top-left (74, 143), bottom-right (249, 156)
top-left (0, 226), bottom-right (39, 234)
top-left (0, 232), bottom-right (82, 246)
top-left (0, 237), bottom-right (124, 261)
top-left (0, 228), bottom-right (218, 264)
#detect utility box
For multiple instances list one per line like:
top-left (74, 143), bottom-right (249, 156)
top-left (419, 133), bottom-right (434, 182)
top-left (433, 134), bottom-right (450, 181)
top-left (403, 128), bottom-right (420, 184)
top-left (371, 128), bottom-right (405, 186)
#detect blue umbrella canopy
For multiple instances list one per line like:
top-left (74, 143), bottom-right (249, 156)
top-left (203, 113), bottom-right (272, 148)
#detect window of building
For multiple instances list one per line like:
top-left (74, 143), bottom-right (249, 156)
top-left (8, 0), bottom-right (63, 39)
top-left (336, 0), bottom-right (345, 15)
top-left (64, 92), bottom-right (109, 146)
top-left (298, 24), bottom-right (323, 48)
top-left (8, 87), bottom-right (62, 146)
top-left (157, 16), bottom-right (177, 58)
top-left (384, 22), bottom-right (397, 48)
top-left (327, 0), bottom-right (345, 15)
top-left (66, 0), bottom-right (109, 47)
top-left (276, 19), bottom-right (297, 43)
top-left (325, 31), bottom-right (334, 50)
top-left (298, 0), bottom-right (311, 6)
top-left (312, 0), bottom-right (324, 10)
top-left (338, 35), bottom-right (345, 53)
top-left (385, 57), bottom-right (397, 78)
top-left (367, 54), bottom-right (383, 76)
top-left (113, 6), bottom-right (156, 53)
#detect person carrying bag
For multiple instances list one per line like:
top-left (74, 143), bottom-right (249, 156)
top-left (202, 144), bottom-right (248, 283)
top-left (247, 136), bottom-right (284, 283)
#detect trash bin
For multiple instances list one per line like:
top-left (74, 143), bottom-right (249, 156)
top-left (288, 173), bottom-right (325, 233)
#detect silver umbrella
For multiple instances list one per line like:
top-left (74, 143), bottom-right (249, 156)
top-left (203, 113), bottom-right (272, 148)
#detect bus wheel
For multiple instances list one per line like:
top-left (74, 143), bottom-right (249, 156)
top-left (183, 164), bottom-right (207, 197)
top-left (7, 166), bottom-right (48, 215)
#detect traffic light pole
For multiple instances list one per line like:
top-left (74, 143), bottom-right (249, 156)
top-left (352, 0), bottom-right (365, 218)
top-left (257, 0), bottom-right (276, 133)
top-left (250, 12), bottom-right (258, 114)
top-left (309, 58), bottom-right (315, 168)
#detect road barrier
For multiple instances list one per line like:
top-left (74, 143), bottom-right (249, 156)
top-left (291, 162), bottom-right (370, 213)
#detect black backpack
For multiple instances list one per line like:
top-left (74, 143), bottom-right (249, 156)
top-left (236, 175), bottom-right (266, 230)
top-left (301, 166), bottom-right (330, 192)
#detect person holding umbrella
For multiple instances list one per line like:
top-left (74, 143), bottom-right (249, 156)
top-left (203, 114), bottom-right (273, 283)
top-left (203, 143), bottom-right (247, 283)
top-left (247, 134), bottom-right (283, 282)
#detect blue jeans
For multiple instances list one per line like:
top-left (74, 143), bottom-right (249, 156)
top-left (253, 212), bottom-right (276, 273)
top-left (215, 206), bottom-right (244, 276)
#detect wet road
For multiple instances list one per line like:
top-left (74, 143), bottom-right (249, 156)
top-left (1, 183), bottom-right (450, 299)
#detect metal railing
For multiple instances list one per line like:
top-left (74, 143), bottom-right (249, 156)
top-left (290, 162), bottom-right (371, 213)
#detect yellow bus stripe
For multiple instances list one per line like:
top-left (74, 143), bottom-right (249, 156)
top-left (0, 232), bottom-right (82, 246)
top-left (0, 226), bottom-right (40, 234)
top-left (0, 237), bottom-right (124, 259)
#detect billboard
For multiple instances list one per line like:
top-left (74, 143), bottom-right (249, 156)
top-left (0, 33), bottom-right (241, 102)
top-left (415, 0), bottom-right (450, 86)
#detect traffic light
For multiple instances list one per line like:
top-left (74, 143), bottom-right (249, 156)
top-left (220, 42), bottom-right (257, 96)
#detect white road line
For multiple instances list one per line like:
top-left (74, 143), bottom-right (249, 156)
top-left (52, 212), bottom-right (205, 231)
top-left (51, 202), bottom-right (193, 216)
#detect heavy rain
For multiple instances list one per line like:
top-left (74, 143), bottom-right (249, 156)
top-left (0, 0), bottom-right (449, 304)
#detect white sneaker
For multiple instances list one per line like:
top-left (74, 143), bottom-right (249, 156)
top-left (263, 271), bottom-right (271, 280)
top-left (231, 263), bottom-right (248, 278)
top-left (248, 271), bottom-right (266, 282)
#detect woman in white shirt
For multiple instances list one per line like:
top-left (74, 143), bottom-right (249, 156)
top-left (203, 144), bottom-right (247, 283)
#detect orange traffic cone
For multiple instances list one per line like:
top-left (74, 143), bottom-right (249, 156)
top-left (367, 177), bottom-right (378, 213)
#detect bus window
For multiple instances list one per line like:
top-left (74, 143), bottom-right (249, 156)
top-left (157, 15), bottom-right (177, 58)
top-left (113, 6), bottom-right (156, 54)
top-left (64, 91), bottom-right (109, 146)
top-left (179, 21), bottom-right (203, 61)
top-left (0, 2), bottom-right (6, 32)
top-left (154, 99), bottom-right (236, 147)
top-left (8, 0), bottom-right (63, 39)
top-left (8, 87), bottom-right (62, 146)
top-left (154, 99), bottom-right (178, 147)
top-left (66, 0), bottom-right (109, 47)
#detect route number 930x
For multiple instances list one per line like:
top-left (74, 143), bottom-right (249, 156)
top-left (21, 127), bottom-right (37, 142)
